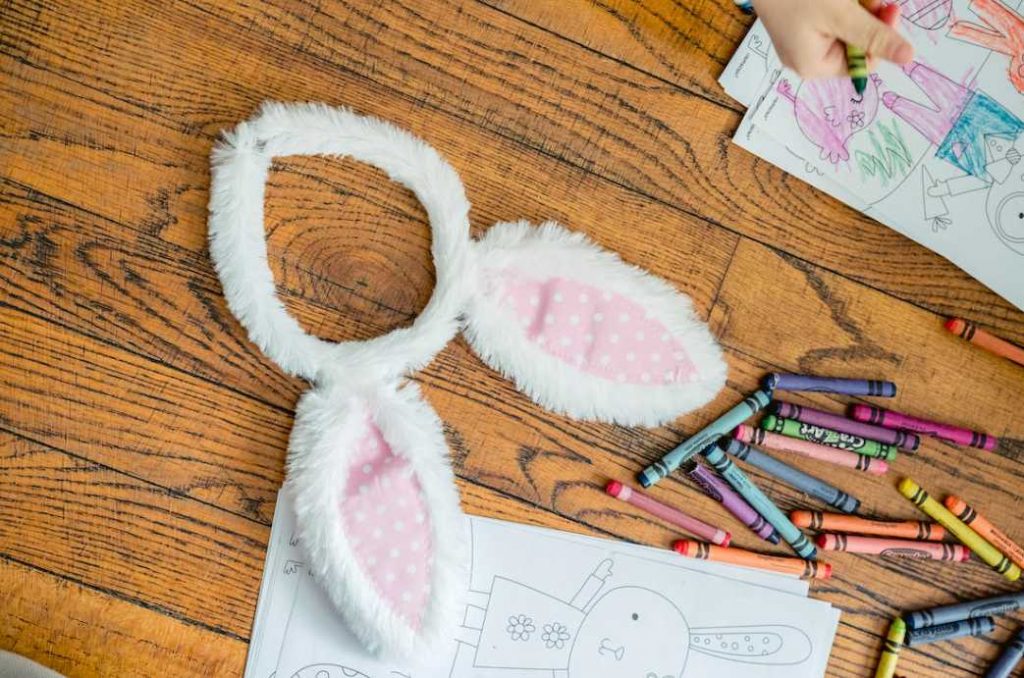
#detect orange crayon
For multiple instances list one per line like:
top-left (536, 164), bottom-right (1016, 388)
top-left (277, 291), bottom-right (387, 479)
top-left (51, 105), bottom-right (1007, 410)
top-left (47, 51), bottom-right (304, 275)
top-left (790, 510), bottom-right (947, 541)
top-left (672, 539), bottom-right (832, 580)
top-left (944, 496), bottom-right (1024, 570)
top-left (946, 318), bottom-right (1024, 368)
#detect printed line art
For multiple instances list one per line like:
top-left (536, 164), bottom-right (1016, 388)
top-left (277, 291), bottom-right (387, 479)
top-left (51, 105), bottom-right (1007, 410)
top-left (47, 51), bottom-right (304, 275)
top-left (288, 666), bottom-right (410, 678)
top-left (450, 557), bottom-right (813, 676)
top-left (898, 0), bottom-right (954, 30)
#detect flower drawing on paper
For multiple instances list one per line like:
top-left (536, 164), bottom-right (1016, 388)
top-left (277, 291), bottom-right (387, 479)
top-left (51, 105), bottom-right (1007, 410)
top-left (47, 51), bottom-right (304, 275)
top-left (847, 110), bottom-right (866, 129)
top-left (542, 621), bottom-right (571, 649)
top-left (506, 614), bottom-right (535, 641)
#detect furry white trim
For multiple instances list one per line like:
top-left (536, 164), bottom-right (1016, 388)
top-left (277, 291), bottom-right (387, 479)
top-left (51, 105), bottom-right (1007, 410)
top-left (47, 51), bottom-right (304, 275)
top-left (464, 221), bottom-right (726, 426)
top-left (286, 382), bottom-right (466, 658)
top-left (208, 102), bottom-right (471, 382)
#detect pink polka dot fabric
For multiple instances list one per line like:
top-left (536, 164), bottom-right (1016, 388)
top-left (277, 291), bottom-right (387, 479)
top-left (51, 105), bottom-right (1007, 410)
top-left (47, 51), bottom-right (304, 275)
top-left (341, 419), bottom-right (432, 629)
top-left (498, 271), bottom-right (698, 385)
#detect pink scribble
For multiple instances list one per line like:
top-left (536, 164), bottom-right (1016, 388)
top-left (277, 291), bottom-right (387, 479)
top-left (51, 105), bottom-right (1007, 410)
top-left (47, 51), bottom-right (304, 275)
top-left (881, 62), bottom-right (972, 146)
top-left (950, 0), bottom-right (1024, 94)
top-left (777, 75), bottom-right (881, 164)
top-left (898, 0), bottom-right (953, 29)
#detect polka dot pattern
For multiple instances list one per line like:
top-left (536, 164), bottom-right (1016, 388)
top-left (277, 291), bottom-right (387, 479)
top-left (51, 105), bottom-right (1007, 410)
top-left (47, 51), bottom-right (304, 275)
top-left (498, 271), bottom-right (698, 385)
top-left (341, 419), bottom-right (431, 629)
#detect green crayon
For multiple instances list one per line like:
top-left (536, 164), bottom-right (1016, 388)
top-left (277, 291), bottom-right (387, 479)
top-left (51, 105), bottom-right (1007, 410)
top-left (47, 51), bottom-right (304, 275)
top-left (847, 42), bottom-right (869, 96)
top-left (702, 444), bottom-right (817, 560)
top-left (761, 415), bottom-right (897, 460)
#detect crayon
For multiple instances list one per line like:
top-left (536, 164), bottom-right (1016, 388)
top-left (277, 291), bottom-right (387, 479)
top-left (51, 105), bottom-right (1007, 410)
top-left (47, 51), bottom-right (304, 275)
top-left (681, 459), bottom-right (780, 544)
top-left (906, 591), bottom-right (1024, 630)
top-left (875, 617), bottom-right (906, 678)
top-left (986, 627), bottom-right (1024, 678)
top-left (735, 424), bottom-right (889, 475)
top-left (761, 415), bottom-right (898, 460)
top-left (946, 318), bottom-right (1024, 369)
top-left (850, 404), bottom-right (997, 451)
top-left (673, 539), bottom-right (831, 579)
top-left (702, 444), bottom-right (817, 560)
top-left (772, 401), bottom-right (919, 452)
top-left (638, 389), bottom-right (772, 488)
top-left (733, 0), bottom-right (755, 13)
top-left (898, 478), bottom-right (1020, 581)
top-left (817, 533), bottom-right (969, 561)
top-left (791, 511), bottom-right (946, 541)
top-left (606, 480), bottom-right (731, 546)
top-left (905, 616), bottom-right (995, 647)
top-left (724, 439), bottom-right (861, 514)
top-left (944, 496), bottom-right (1024, 570)
top-left (847, 42), bottom-right (869, 96)
top-left (764, 373), bottom-right (896, 397)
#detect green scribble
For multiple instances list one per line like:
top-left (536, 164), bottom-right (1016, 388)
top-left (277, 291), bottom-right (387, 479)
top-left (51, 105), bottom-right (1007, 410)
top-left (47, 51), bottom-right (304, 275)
top-left (855, 120), bottom-right (912, 187)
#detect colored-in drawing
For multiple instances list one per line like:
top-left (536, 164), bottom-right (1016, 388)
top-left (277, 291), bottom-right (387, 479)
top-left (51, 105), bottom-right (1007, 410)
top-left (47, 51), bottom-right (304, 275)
top-left (949, 0), bottom-right (1024, 93)
top-left (898, 0), bottom-right (954, 29)
top-left (855, 119), bottom-right (914, 186)
top-left (777, 75), bottom-right (882, 164)
top-left (884, 60), bottom-right (1024, 250)
top-left (452, 558), bottom-right (813, 677)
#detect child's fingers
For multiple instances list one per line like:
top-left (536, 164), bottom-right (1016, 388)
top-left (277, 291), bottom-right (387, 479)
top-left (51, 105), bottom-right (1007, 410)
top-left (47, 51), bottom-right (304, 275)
top-left (830, 1), bottom-right (914, 64)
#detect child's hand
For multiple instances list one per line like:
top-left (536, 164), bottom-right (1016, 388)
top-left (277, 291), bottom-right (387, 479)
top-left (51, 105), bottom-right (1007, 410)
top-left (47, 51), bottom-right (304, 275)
top-left (753, 0), bottom-right (914, 79)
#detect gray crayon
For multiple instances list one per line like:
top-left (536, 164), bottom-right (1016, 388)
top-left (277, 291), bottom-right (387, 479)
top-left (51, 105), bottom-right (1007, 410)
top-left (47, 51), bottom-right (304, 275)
top-left (905, 616), bottom-right (996, 647)
top-left (906, 592), bottom-right (1024, 630)
top-left (723, 439), bottom-right (861, 514)
top-left (986, 627), bottom-right (1024, 678)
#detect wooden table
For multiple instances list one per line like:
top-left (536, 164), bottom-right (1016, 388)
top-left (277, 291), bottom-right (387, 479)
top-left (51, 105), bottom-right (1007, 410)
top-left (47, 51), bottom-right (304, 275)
top-left (2, 1), bottom-right (1022, 675)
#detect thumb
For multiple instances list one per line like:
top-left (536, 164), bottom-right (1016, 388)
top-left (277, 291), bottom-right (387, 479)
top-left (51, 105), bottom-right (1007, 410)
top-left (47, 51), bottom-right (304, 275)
top-left (832, 3), bottom-right (914, 64)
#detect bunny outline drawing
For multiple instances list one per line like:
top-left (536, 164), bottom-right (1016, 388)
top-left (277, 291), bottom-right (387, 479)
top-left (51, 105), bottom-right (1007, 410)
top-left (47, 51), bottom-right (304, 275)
top-left (452, 558), bottom-right (813, 677)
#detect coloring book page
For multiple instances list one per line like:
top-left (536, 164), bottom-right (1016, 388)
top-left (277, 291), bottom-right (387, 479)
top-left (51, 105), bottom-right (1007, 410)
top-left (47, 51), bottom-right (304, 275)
top-left (247, 491), bottom-right (840, 678)
top-left (721, 1), bottom-right (1024, 310)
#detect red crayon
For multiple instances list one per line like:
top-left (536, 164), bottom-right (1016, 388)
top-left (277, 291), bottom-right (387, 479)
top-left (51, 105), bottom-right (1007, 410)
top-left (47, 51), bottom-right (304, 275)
top-left (849, 404), bottom-right (997, 451)
top-left (606, 480), bottom-right (731, 546)
top-left (817, 533), bottom-right (970, 561)
top-left (946, 318), bottom-right (1024, 368)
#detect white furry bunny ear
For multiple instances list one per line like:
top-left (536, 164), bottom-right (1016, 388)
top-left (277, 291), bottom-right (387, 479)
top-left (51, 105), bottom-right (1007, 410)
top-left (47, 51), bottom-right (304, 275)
top-left (463, 221), bottom-right (726, 426)
top-left (286, 382), bottom-right (466, 657)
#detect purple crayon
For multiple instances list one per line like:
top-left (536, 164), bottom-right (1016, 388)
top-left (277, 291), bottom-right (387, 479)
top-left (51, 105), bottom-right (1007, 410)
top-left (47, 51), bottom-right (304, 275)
top-left (850, 404), bottom-right (998, 451)
top-left (772, 401), bottom-right (919, 452)
top-left (764, 373), bottom-right (896, 398)
top-left (681, 459), bottom-right (780, 544)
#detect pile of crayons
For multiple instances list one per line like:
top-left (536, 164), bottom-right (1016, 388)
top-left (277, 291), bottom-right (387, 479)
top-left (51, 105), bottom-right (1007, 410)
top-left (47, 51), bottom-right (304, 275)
top-left (601, 362), bottom-right (1019, 674)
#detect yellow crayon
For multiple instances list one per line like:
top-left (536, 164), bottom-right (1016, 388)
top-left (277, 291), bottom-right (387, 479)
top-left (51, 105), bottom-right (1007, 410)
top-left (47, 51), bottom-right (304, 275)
top-left (875, 617), bottom-right (906, 678)
top-left (898, 478), bottom-right (1021, 582)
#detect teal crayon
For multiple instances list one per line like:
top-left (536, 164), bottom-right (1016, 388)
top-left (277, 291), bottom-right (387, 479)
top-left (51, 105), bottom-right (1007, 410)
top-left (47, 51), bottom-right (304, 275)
top-left (761, 415), bottom-right (897, 460)
top-left (905, 616), bottom-right (996, 647)
top-left (986, 627), bottom-right (1024, 678)
top-left (638, 389), bottom-right (771, 488)
top-left (702, 444), bottom-right (817, 560)
top-left (723, 439), bottom-right (861, 514)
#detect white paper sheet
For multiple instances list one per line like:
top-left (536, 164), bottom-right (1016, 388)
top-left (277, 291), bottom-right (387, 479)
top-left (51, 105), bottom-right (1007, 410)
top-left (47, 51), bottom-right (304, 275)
top-left (720, 5), bottom-right (1024, 310)
top-left (247, 491), bottom-right (839, 678)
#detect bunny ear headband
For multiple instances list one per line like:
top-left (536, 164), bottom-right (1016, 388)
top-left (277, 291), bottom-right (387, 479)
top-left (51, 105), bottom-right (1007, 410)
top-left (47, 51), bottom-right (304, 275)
top-left (208, 102), bottom-right (726, 658)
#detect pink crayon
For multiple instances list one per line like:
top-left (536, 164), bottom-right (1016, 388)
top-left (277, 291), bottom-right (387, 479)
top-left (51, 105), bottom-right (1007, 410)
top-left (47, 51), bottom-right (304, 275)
top-left (606, 480), bottom-right (731, 546)
top-left (773, 401), bottom-right (920, 452)
top-left (733, 424), bottom-right (889, 475)
top-left (849, 405), bottom-right (998, 451)
top-left (817, 533), bottom-right (971, 561)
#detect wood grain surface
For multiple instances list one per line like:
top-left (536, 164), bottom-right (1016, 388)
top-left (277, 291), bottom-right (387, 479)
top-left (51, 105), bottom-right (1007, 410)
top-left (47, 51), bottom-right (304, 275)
top-left (2, 0), bottom-right (1023, 676)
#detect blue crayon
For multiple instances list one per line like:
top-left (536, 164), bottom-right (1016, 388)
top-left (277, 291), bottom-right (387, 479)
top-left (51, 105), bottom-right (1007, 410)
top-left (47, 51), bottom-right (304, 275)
top-left (701, 444), bottom-right (817, 560)
top-left (723, 439), bottom-right (861, 514)
top-left (638, 389), bottom-right (771, 488)
top-left (986, 627), bottom-right (1024, 678)
top-left (905, 616), bottom-right (995, 647)
top-left (734, 0), bottom-right (755, 12)
top-left (906, 591), bottom-right (1024, 630)
top-left (763, 373), bottom-right (896, 397)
